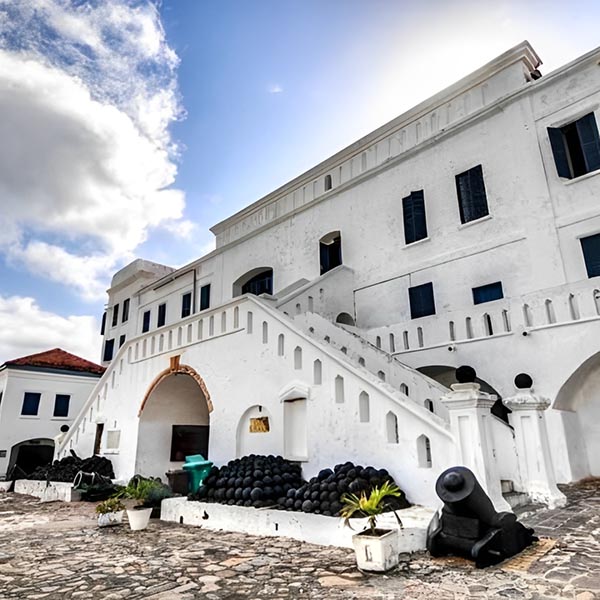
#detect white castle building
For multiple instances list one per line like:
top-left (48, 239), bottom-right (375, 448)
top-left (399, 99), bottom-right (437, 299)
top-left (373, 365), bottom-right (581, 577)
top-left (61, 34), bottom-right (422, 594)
top-left (57, 41), bottom-right (600, 510)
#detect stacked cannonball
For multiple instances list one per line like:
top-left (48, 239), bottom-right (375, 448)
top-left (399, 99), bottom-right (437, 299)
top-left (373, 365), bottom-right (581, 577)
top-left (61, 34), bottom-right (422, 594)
top-left (276, 461), bottom-right (409, 516)
top-left (191, 456), bottom-right (410, 517)
top-left (191, 454), bottom-right (305, 508)
top-left (26, 454), bottom-right (114, 482)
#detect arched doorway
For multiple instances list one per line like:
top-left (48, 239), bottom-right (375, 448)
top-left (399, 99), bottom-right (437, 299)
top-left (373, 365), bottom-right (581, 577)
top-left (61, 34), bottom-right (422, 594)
top-left (554, 350), bottom-right (600, 478)
top-left (8, 438), bottom-right (54, 478)
top-left (417, 364), bottom-right (510, 423)
top-left (136, 366), bottom-right (211, 481)
top-left (233, 267), bottom-right (273, 297)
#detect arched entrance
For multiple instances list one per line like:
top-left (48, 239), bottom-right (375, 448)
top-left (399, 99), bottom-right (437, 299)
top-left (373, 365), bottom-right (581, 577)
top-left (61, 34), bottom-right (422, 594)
top-left (554, 350), bottom-right (600, 478)
top-left (136, 364), bottom-right (211, 481)
top-left (417, 365), bottom-right (510, 422)
top-left (8, 438), bottom-right (54, 478)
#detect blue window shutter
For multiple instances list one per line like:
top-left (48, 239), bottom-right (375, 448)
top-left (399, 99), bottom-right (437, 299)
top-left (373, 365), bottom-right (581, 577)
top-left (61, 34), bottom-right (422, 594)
top-left (22, 392), bottom-right (41, 416)
top-left (403, 191), bottom-right (427, 244)
top-left (581, 233), bottom-right (600, 278)
top-left (576, 113), bottom-right (600, 174)
top-left (54, 394), bottom-right (70, 417)
top-left (456, 166), bottom-right (488, 223)
top-left (473, 281), bottom-right (504, 305)
top-left (548, 127), bottom-right (571, 178)
top-left (200, 285), bottom-right (211, 310)
top-left (409, 283), bottom-right (436, 319)
top-left (142, 311), bottom-right (151, 333)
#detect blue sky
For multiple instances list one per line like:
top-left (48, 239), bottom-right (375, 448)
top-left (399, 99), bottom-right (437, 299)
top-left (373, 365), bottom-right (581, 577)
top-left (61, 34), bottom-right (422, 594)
top-left (0, 0), bottom-right (598, 363)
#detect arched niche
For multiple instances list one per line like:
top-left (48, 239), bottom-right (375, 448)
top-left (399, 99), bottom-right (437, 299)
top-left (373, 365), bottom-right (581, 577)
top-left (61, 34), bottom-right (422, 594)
top-left (336, 312), bottom-right (355, 326)
top-left (236, 405), bottom-right (276, 458)
top-left (233, 267), bottom-right (273, 297)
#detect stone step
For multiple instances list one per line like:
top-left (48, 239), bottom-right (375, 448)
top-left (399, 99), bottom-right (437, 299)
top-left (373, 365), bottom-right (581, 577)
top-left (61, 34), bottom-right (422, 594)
top-left (503, 491), bottom-right (530, 509)
top-left (501, 479), bottom-right (514, 494)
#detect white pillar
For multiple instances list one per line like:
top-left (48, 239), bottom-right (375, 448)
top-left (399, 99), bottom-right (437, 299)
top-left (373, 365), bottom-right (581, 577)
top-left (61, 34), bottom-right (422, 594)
top-left (442, 382), bottom-right (511, 512)
top-left (504, 391), bottom-right (567, 509)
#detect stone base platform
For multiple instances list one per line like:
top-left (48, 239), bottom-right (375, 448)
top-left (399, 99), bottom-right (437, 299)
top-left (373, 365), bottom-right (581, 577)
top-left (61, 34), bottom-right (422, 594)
top-left (13, 480), bottom-right (80, 502)
top-left (161, 497), bottom-right (434, 551)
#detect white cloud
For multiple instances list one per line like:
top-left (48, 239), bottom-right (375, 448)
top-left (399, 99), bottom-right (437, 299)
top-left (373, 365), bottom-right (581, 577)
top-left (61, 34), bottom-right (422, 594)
top-left (268, 83), bottom-right (283, 94)
top-left (0, 295), bottom-right (101, 365)
top-left (0, 1), bottom-right (191, 301)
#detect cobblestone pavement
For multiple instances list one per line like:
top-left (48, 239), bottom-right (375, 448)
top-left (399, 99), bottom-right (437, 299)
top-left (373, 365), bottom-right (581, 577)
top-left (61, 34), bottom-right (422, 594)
top-left (0, 480), bottom-right (598, 599)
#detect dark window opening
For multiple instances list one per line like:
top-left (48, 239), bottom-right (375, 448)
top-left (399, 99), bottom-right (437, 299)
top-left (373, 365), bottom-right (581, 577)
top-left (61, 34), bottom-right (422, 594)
top-left (242, 270), bottom-right (273, 296)
top-left (142, 310), bottom-right (151, 333)
top-left (402, 190), bottom-right (427, 244)
top-left (409, 282), bottom-right (436, 319)
top-left (103, 339), bottom-right (115, 362)
top-left (157, 303), bottom-right (166, 328)
top-left (122, 298), bottom-right (130, 323)
top-left (548, 113), bottom-right (600, 179)
top-left (170, 425), bottom-right (210, 461)
top-left (22, 392), bottom-right (41, 416)
top-left (94, 423), bottom-right (104, 455)
top-left (100, 311), bottom-right (107, 336)
top-left (324, 174), bottom-right (332, 191)
top-left (181, 292), bottom-right (192, 318)
top-left (581, 233), bottom-right (600, 278)
top-left (200, 284), bottom-right (211, 311)
top-left (319, 232), bottom-right (342, 275)
top-left (111, 304), bottom-right (119, 327)
top-left (473, 281), bottom-right (504, 305)
top-left (53, 394), bottom-right (70, 418)
top-left (456, 165), bottom-right (489, 224)
top-left (119, 334), bottom-right (126, 348)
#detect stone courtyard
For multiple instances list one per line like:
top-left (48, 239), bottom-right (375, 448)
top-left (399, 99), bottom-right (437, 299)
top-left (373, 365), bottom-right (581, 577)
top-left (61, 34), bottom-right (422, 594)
top-left (0, 480), bottom-right (598, 599)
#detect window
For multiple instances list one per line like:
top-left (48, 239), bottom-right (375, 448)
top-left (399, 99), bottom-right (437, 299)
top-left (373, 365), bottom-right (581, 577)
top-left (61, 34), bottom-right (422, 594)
top-left (21, 392), bottom-right (41, 416)
top-left (548, 113), bottom-right (600, 179)
top-left (409, 282), bottom-right (436, 319)
top-left (103, 338), bottom-right (115, 362)
top-left (119, 334), bottom-right (126, 347)
top-left (472, 281), bottom-right (504, 305)
top-left (122, 298), bottom-right (130, 323)
top-left (456, 164), bottom-right (489, 224)
top-left (53, 394), bottom-right (70, 418)
top-left (157, 303), bottom-right (166, 328)
top-left (581, 233), bottom-right (600, 278)
top-left (111, 304), bottom-right (119, 327)
top-left (324, 174), bottom-right (332, 191)
top-left (100, 311), bottom-right (107, 336)
top-left (200, 284), bottom-right (211, 311)
top-left (181, 292), bottom-right (192, 318)
top-left (170, 425), bottom-right (209, 461)
top-left (319, 232), bottom-right (342, 275)
top-left (402, 190), bottom-right (427, 244)
top-left (142, 310), bottom-right (151, 333)
top-left (241, 270), bottom-right (273, 296)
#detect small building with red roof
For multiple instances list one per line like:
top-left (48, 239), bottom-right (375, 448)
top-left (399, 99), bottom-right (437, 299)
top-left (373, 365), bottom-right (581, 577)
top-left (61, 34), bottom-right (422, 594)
top-left (0, 348), bottom-right (104, 479)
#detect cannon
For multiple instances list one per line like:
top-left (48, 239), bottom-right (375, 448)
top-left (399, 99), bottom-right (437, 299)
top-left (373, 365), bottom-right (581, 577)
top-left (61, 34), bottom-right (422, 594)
top-left (427, 466), bottom-right (536, 567)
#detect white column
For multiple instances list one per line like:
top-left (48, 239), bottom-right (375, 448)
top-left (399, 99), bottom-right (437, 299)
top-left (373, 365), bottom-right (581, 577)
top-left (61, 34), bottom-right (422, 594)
top-left (442, 382), bottom-right (511, 512)
top-left (504, 392), bottom-right (567, 509)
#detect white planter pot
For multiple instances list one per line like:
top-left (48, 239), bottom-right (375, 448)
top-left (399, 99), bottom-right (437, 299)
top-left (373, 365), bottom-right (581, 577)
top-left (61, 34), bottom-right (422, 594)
top-left (127, 507), bottom-right (152, 531)
top-left (97, 510), bottom-right (124, 528)
top-left (352, 528), bottom-right (400, 572)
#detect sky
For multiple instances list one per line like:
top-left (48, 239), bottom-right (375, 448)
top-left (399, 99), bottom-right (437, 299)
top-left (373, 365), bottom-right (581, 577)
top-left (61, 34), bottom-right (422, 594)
top-left (0, 0), bottom-right (598, 364)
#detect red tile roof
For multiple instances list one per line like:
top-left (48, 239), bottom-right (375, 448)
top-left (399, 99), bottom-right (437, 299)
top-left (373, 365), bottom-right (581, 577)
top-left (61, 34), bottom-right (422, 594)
top-left (3, 348), bottom-right (105, 375)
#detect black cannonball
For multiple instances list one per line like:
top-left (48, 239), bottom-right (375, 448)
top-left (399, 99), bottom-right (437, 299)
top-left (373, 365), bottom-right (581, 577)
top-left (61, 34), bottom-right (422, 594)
top-left (337, 478), bottom-right (350, 493)
top-left (234, 477), bottom-right (244, 488)
top-left (253, 470), bottom-right (264, 479)
top-left (225, 488), bottom-right (235, 500)
top-left (207, 488), bottom-right (215, 498)
top-left (250, 488), bottom-right (263, 502)
top-left (242, 476), bottom-right (253, 488)
top-left (285, 498), bottom-right (294, 508)
top-left (227, 499), bottom-right (235, 505)
top-left (242, 487), bottom-right (252, 500)
top-left (318, 468), bottom-right (333, 480)
top-left (456, 365), bottom-right (476, 383)
top-left (348, 480), bottom-right (362, 493)
top-left (294, 499), bottom-right (303, 510)
top-left (216, 478), bottom-right (227, 488)
top-left (243, 500), bottom-right (252, 507)
top-left (234, 488), bottom-right (243, 500)
top-left (286, 488), bottom-right (296, 499)
top-left (196, 485), bottom-right (208, 499)
top-left (328, 490), bottom-right (339, 502)
top-left (322, 510), bottom-right (332, 517)
top-left (321, 500), bottom-right (330, 512)
top-left (301, 500), bottom-right (313, 513)
top-left (330, 501), bottom-right (342, 515)
top-left (263, 486), bottom-right (274, 497)
top-left (346, 468), bottom-right (357, 480)
top-left (327, 482), bottom-right (337, 492)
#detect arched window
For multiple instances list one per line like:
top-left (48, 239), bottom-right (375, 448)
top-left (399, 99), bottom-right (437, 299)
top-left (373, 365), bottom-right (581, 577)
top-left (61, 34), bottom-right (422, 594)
top-left (417, 327), bottom-right (424, 348)
top-left (403, 331), bottom-right (409, 350)
top-left (594, 290), bottom-right (600, 316)
top-left (278, 334), bottom-right (285, 356)
top-left (319, 231), bottom-right (342, 275)
top-left (358, 356), bottom-right (365, 367)
top-left (400, 383), bottom-right (409, 396)
top-left (335, 375), bottom-right (345, 403)
top-left (295, 303), bottom-right (302, 315)
top-left (377, 370), bottom-right (386, 381)
top-left (324, 174), bottom-right (332, 191)
top-left (233, 267), bottom-right (273, 297)
top-left (376, 336), bottom-right (382, 349)
top-left (262, 321), bottom-right (268, 344)
top-left (502, 309), bottom-right (511, 332)
top-left (545, 299), bottom-right (556, 324)
top-left (313, 359), bottom-right (322, 385)
top-left (246, 311), bottom-right (253, 334)
top-left (359, 392), bottom-right (370, 423)
top-left (522, 304), bottom-right (533, 328)
top-left (569, 293), bottom-right (580, 320)
top-left (417, 435), bottom-right (432, 467)
top-left (233, 306), bottom-right (239, 328)
top-left (221, 311), bottom-right (227, 333)
top-left (424, 399), bottom-right (434, 413)
top-left (483, 313), bottom-right (493, 336)
top-left (209, 316), bottom-right (215, 336)
top-left (308, 296), bottom-right (314, 312)
top-left (386, 412), bottom-right (399, 443)
top-left (294, 346), bottom-right (302, 370)
top-left (449, 321), bottom-right (456, 341)
top-left (465, 317), bottom-right (473, 339)
top-left (389, 334), bottom-right (396, 353)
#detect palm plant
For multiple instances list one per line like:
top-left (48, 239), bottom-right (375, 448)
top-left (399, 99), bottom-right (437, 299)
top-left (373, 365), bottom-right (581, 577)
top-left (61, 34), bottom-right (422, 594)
top-left (340, 481), bottom-right (403, 536)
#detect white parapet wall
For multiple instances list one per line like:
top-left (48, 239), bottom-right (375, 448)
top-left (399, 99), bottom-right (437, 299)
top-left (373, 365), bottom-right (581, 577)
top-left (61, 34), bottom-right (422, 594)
top-left (161, 497), bottom-right (434, 553)
top-left (14, 480), bottom-right (81, 502)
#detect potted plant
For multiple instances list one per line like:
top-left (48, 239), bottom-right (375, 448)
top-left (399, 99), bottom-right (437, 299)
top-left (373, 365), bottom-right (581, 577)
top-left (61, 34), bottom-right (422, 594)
top-left (95, 497), bottom-right (126, 527)
top-left (115, 476), bottom-right (156, 531)
top-left (340, 481), bottom-right (404, 572)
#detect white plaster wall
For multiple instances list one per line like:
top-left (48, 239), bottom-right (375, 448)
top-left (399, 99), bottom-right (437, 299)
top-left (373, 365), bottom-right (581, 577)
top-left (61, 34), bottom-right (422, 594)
top-left (0, 368), bottom-right (100, 478)
top-left (236, 405), bottom-right (277, 457)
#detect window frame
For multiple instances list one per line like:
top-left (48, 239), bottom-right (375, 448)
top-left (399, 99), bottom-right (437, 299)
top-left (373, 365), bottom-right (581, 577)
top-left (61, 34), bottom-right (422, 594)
top-left (472, 281), bottom-right (504, 305)
top-left (402, 189), bottom-right (428, 245)
top-left (21, 392), bottom-right (41, 417)
top-left (103, 338), bottom-right (115, 362)
top-left (408, 282), bottom-right (436, 320)
top-left (581, 232), bottom-right (600, 278)
top-left (111, 303), bottom-right (119, 328)
top-left (122, 298), bottom-right (130, 323)
top-left (157, 303), bottom-right (167, 328)
top-left (455, 164), bottom-right (489, 225)
top-left (53, 394), bottom-right (71, 418)
top-left (181, 291), bottom-right (192, 319)
top-left (200, 284), bottom-right (211, 311)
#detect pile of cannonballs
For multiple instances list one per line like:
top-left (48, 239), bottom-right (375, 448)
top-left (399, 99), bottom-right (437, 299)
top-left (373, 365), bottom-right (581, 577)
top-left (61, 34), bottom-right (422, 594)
top-left (190, 455), bottom-right (409, 517)
top-left (191, 455), bottom-right (304, 508)
top-left (26, 453), bottom-right (114, 483)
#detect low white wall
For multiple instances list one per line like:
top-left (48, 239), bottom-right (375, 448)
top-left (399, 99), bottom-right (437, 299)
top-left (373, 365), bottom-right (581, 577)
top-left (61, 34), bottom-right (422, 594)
top-left (14, 480), bottom-right (80, 502)
top-left (161, 497), bottom-right (433, 552)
